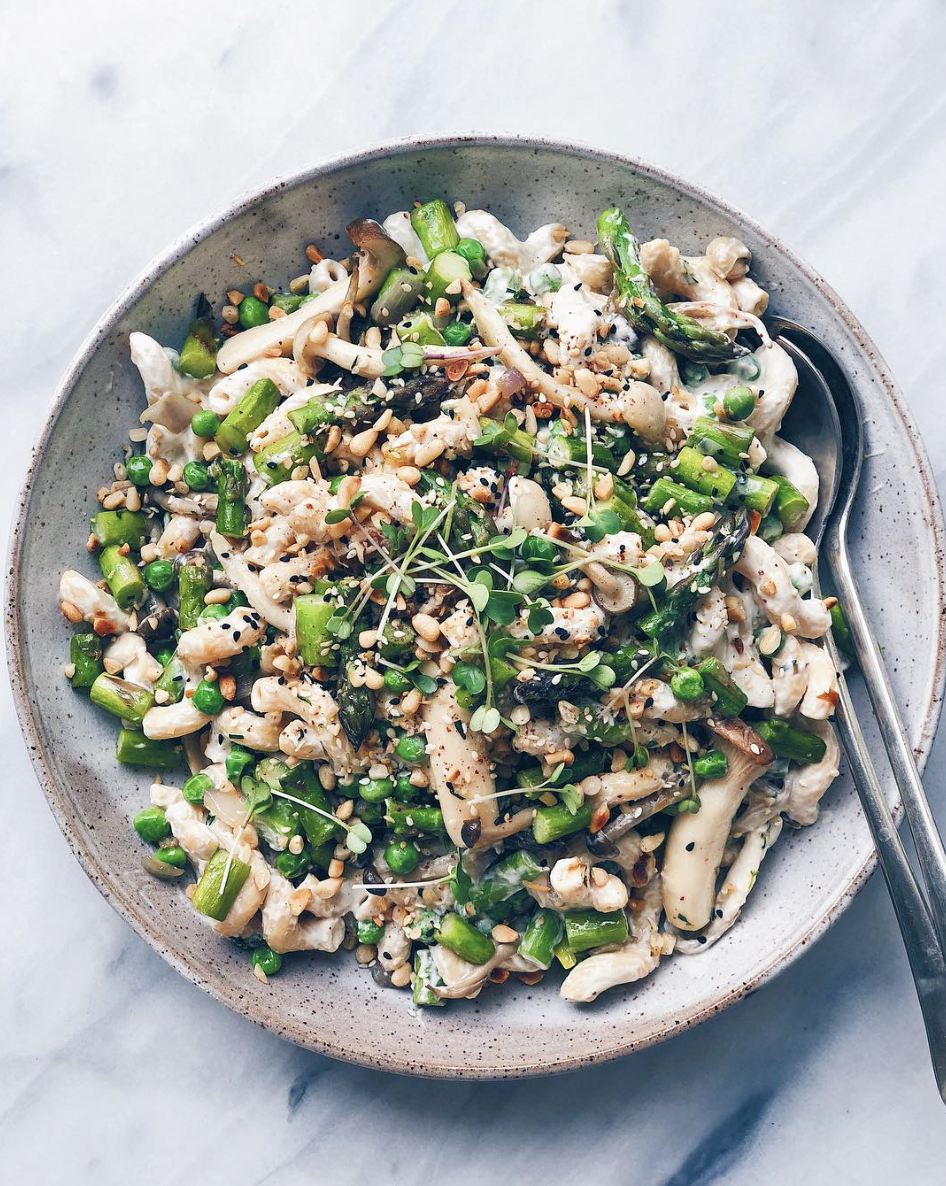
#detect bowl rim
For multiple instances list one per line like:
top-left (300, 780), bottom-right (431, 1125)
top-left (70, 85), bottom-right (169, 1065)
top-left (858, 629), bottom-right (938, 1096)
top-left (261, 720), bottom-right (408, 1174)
top-left (6, 132), bottom-right (946, 1079)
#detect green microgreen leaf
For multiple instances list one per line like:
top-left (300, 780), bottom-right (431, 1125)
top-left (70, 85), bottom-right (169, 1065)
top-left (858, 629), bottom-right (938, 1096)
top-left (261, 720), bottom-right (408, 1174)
top-left (484, 590), bottom-right (524, 626)
top-left (526, 599), bottom-right (554, 635)
top-left (240, 776), bottom-right (273, 816)
top-left (453, 661), bottom-right (487, 695)
top-left (409, 671), bottom-right (439, 696)
top-left (558, 783), bottom-right (582, 815)
top-left (512, 568), bottom-right (549, 596)
top-left (324, 507), bottom-right (353, 525)
top-left (450, 851), bottom-right (473, 905)
top-left (635, 559), bottom-right (667, 588)
top-left (467, 581), bottom-right (490, 612)
top-left (345, 819), bottom-right (372, 854)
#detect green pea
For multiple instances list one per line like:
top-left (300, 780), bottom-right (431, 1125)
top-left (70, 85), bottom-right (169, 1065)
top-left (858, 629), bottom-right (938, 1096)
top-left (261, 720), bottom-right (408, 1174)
top-left (383, 669), bottom-right (412, 694)
top-left (154, 845), bottom-right (187, 868)
top-left (694, 749), bottom-right (729, 780)
top-left (183, 461), bottom-right (211, 491)
top-left (144, 559), bottom-right (175, 592)
top-left (356, 919), bottom-right (385, 944)
top-left (723, 386), bottom-right (756, 421)
top-left (226, 746), bottom-right (254, 783)
top-left (357, 801), bottom-right (386, 824)
top-left (198, 603), bottom-right (229, 623)
top-left (670, 667), bottom-right (704, 702)
top-left (192, 679), bottom-right (225, 715)
top-left (125, 455), bottom-right (154, 487)
top-left (385, 839), bottom-right (420, 875)
top-left (191, 409), bottom-right (221, 438)
top-left (456, 238), bottom-right (487, 268)
top-left (154, 645), bottom-right (176, 667)
top-left (182, 772), bottom-right (213, 805)
top-left (442, 320), bottom-right (473, 346)
top-left (394, 774), bottom-right (423, 803)
top-left (359, 776), bottom-right (394, 803)
top-left (239, 295), bottom-right (270, 329)
top-left (133, 806), bottom-right (170, 843)
top-left (395, 734), bottom-right (427, 765)
top-left (251, 945), bottom-right (283, 976)
top-left (520, 535), bottom-right (559, 564)
top-left (275, 850), bottom-right (310, 879)
top-left (454, 687), bottom-right (475, 712)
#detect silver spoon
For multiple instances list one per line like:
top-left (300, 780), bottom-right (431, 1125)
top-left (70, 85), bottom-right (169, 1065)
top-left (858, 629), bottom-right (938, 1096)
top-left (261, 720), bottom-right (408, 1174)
top-left (769, 316), bottom-right (946, 1100)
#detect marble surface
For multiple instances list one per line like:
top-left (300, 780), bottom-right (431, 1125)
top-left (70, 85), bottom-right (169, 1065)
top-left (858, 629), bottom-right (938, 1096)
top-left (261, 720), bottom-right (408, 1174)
top-left (4, 0), bottom-right (946, 1180)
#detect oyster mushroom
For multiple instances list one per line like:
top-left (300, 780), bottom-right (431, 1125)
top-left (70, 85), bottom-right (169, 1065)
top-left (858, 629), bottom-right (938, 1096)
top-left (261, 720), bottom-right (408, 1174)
top-left (346, 217), bottom-right (407, 299)
top-left (661, 736), bottom-right (771, 932)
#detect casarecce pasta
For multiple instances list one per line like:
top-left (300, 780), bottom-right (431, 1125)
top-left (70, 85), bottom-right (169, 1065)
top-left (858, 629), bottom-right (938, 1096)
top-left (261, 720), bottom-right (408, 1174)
top-left (58, 197), bottom-right (844, 1005)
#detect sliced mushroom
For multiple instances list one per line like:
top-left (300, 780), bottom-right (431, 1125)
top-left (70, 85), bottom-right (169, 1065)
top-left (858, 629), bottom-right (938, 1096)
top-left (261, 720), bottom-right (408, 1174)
top-left (584, 561), bottom-right (638, 613)
top-left (346, 218), bottom-right (407, 299)
top-left (661, 738), bottom-right (772, 931)
top-left (421, 682), bottom-right (498, 848)
top-left (216, 276), bottom-right (350, 373)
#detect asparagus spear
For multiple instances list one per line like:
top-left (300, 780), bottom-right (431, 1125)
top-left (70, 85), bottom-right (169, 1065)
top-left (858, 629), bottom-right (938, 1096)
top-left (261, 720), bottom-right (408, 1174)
top-left (98, 545), bottom-right (147, 611)
top-left (643, 477), bottom-right (714, 519)
top-left (192, 848), bottom-right (251, 921)
top-left (410, 199), bottom-right (460, 258)
top-left (115, 728), bottom-right (180, 769)
top-left (437, 912), bottom-right (495, 965)
top-left (696, 656), bottom-right (748, 718)
top-left (533, 802), bottom-right (593, 845)
top-left (412, 948), bottom-right (446, 1007)
top-left (564, 908), bottom-right (629, 952)
top-left (754, 718), bottom-right (827, 764)
top-left (215, 458), bottom-right (249, 538)
top-left (288, 375), bottom-right (449, 437)
top-left (687, 416), bottom-right (755, 468)
top-left (518, 908), bottom-right (565, 970)
top-left (69, 631), bottom-right (104, 689)
top-left (337, 634), bottom-right (374, 750)
top-left (253, 430), bottom-right (322, 487)
top-left (178, 295), bottom-right (218, 379)
top-left (295, 594), bottom-right (338, 667)
top-left (385, 803), bottom-right (445, 835)
top-left (638, 509), bottom-right (750, 649)
top-left (769, 473), bottom-right (810, 528)
top-left (91, 509), bottom-right (148, 549)
top-left (177, 559), bottom-right (212, 630)
top-left (154, 653), bottom-right (186, 704)
top-left (468, 851), bottom-right (543, 915)
top-left (215, 378), bottom-right (280, 457)
top-left (90, 673), bottom-right (154, 724)
top-left (597, 208), bottom-right (743, 363)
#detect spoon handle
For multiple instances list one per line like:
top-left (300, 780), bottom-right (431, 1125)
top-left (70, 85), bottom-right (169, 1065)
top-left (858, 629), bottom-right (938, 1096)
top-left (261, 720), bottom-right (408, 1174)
top-left (830, 657), bottom-right (946, 1102)
top-left (828, 530), bottom-right (946, 956)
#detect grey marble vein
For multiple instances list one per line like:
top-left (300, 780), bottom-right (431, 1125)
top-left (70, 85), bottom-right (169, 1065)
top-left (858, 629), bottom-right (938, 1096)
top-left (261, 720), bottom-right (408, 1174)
top-left (3, 0), bottom-right (946, 1182)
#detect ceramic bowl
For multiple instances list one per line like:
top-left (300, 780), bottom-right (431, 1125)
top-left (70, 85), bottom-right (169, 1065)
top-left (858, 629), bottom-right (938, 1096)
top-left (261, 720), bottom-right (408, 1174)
top-left (6, 136), bottom-right (945, 1078)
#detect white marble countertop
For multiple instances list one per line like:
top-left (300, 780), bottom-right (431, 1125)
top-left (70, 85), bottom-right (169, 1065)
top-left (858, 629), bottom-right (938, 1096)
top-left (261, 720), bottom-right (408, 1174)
top-left (4, 1), bottom-right (946, 1180)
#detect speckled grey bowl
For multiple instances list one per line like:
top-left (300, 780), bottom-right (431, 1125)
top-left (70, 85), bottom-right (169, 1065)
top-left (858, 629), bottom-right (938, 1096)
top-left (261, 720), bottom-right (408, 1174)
top-left (6, 136), bottom-right (945, 1078)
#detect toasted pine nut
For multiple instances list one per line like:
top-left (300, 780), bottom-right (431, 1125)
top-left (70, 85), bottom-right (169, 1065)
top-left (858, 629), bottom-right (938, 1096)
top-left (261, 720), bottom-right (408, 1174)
top-left (400, 688), bottom-right (422, 717)
top-left (561, 591), bottom-right (591, 610)
top-left (413, 438), bottom-right (445, 467)
top-left (364, 667), bottom-right (385, 690)
top-left (562, 496), bottom-right (587, 516)
top-left (61, 600), bottom-right (83, 624)
top-left (391, 963), bottom-right (412, 988)
top-left (349, 428), bottom-right (379, 458)
top-left (204, 588), bottom-right (231, 605)
top-left (412, 612), bottom-right (441, 642)
top-left (328, 858), bottom-right (345, 879)
top-left (780, 613), bottom-right (797, 633)
top-left (491, 924), bottom-right (520, 944)
top-left (396, 465), bottom-right (421, 486)
top-left (149, 459), bottom-right (169, 486)
top-left (564, 239), bottom-right (595, 255)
